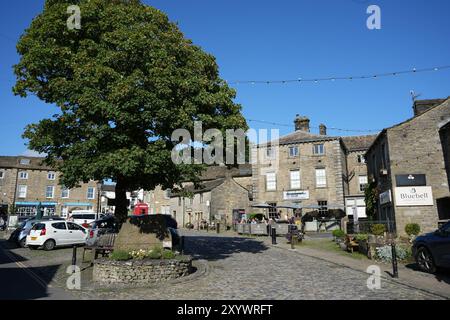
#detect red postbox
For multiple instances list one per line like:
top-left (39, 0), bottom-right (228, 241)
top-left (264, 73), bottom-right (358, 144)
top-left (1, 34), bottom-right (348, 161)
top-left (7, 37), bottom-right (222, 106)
top-left (133, 203), bottom-right (149, 216)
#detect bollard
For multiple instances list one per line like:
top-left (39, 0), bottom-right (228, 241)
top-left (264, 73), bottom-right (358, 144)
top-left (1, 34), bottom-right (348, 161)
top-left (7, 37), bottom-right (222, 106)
top-left (180, 236), bottom-right (185, 255)
top-left (391, 242), bottom-right (399, 278)
top-left (216, 222), bottom-right (220, 234)
top-left (291, 234), bottom-right (296, 249)
top-left (72, 245), bottom-right (77, 273)
top-left (271, 227), bottom-right (277, 245)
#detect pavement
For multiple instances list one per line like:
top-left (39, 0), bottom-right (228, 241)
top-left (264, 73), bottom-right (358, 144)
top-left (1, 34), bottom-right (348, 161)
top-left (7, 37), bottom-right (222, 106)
top-left (1, 229), bottom-right (448, 300)
top-left (0, 237), bottom-right (75, 300)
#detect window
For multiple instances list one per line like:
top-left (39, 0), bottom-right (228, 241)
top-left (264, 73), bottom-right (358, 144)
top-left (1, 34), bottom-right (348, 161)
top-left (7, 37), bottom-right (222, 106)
top-left (18, 185), bottom-right (27, 198)
top-left (266, 172), bottom-right (277, 191)
top-left (61, 206), bottom-right (69, 218)
top-left (357, 155), bottom-right (366, 164)
top-left (289, 146), bottom-right (299, 157)
top-left (266, 147), bottom-right (275, 159)
top-left (52, 222), bottom-right (67, 230)
top-left (359, 175), bottom-right (368, 192)
top-left (315, 169), bottom-right (327, 188)
top-left (19, 171), bottom-right (28, 179)
top-left (67, 222), bottom-right (84, 231)
top-left (47, 172), bottom-right (56, 180)
top-left (87, 187), bottom-right (95, 200)
top-left (164, 189), bottom-right (171, 199)
top-left (19, 159), bottom-right (30, 165)
top-left (200, 193), bottom-right (204, 204)
top-left (0, 170), bottom-right (4, 179)
top-left (61, 187), bottom-right (70, 199)
top-left (268, 202), bottom-right (278, 219)
top-left (46, 186), bottom-right (55, 199)
top-left (318, 201), bottom-right (328, 216)
top-left (178, 197), bottom-right (182, 206)
top-left (290, 170), bottom-right (301, 189)
top-left (313, 144), bottom-right (325, 155)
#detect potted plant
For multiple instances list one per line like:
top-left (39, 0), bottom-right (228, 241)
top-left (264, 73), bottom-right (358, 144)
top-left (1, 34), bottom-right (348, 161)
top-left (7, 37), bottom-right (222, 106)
top-left (405, 223), bottom-right (421, 243)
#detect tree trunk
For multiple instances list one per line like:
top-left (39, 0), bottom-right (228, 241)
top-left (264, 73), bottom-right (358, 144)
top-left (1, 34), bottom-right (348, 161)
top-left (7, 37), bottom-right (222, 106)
top-left (115, 177), bottom-right (129, 225)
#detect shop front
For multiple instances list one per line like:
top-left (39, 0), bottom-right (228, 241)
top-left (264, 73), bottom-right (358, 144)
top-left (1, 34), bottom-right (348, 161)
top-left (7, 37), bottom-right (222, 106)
top-left (15, 202), bottom-right (57, 217)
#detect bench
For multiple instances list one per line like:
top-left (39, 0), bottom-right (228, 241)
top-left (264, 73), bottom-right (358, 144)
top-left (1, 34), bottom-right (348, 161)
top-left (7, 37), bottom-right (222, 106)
top-left (345, 235), bottom-right (359, 253)
top-left (82, 233), bottom-right (117, 264)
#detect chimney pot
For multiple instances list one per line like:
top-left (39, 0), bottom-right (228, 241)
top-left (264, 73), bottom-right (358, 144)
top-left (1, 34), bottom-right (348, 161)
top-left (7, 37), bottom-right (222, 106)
top-left (319, 124), bottom-right (327, 135)
top-left (294, 115), bottom-right (310, 132)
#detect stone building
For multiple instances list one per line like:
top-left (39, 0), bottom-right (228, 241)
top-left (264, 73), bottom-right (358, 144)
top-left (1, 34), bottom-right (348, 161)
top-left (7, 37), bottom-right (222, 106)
top-left (251, 115), bottom-right (375, 220)
top-left (170, 165), bottom-right (252, 228)
top-left (342, 135), bottom-right (377, 219)
top-left (143, 186), bottom-right (172, 215)
top-left (365, 97), bottom-right (450, 235)
top-left (0, 156), bottom-right (99, 217)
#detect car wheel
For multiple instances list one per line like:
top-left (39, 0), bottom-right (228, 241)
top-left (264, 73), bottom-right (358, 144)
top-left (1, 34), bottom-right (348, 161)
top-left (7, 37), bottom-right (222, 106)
top-left (43, 239), bottom-right (56, 251)
top-left (19, 237), bottom-right (27, 248)
top-left (416, 246), bottom-right (436, 273)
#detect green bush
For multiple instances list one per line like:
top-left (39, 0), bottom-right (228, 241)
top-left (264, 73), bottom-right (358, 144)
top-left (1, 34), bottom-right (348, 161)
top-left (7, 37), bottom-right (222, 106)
top-left (110, 250), bottom-right (131, 261)
top-left (370, 224), bottom-right (386, 236)
top-left (405, 223), bottom-right (421, 236)
top-left (355, 233), bottom-right (369, 242)
top-left (332, 229), bottom-right (346, 238)
top-left (146, 246), bottom-right (163, 259)
top-left (162, 250), bottom-right (176, 259)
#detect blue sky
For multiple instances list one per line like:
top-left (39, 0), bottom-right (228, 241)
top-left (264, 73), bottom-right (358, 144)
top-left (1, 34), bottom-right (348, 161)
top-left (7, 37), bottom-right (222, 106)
top-left (0, 0), bottom-right (450, 155)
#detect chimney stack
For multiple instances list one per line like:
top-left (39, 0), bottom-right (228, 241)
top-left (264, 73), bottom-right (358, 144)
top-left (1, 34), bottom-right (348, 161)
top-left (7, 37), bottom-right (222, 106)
top-left (413, 99), bottom-right (446, 117)
top-left (294, 115), bottom-right (310, 132)
top-left (319, 124), bottom-right (327, 136)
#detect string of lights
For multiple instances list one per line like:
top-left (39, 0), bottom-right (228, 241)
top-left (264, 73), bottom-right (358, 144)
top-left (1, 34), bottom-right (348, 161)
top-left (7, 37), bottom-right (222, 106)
top-left (226, 65), bottom-right (450, 85)
top-left (247, 119), bottom-right (381, 133)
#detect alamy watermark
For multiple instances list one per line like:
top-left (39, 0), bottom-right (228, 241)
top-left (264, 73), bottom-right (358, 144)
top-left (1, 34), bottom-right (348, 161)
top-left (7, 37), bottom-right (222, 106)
top-left (367, 5), bottom-right (381, 30)
top-left (66, 265), bottom-right (81, 290)
top-left (366, 265), bottom-right (381, 290)
top-left (67, 5), bottom-right (81, 30)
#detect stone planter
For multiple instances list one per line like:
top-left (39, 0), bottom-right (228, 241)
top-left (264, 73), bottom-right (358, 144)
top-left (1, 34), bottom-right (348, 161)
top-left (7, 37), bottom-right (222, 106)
top-left (93, 256), bottom-right (193, 285)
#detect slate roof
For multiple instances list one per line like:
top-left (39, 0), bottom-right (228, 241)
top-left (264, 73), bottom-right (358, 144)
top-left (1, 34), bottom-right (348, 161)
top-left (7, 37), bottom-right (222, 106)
top-left (0, 156), bottom-right (54, 170)
top-left (341, 135), bottom-right (378, 152)
top-left (171, 178), bottom-right (226, 196)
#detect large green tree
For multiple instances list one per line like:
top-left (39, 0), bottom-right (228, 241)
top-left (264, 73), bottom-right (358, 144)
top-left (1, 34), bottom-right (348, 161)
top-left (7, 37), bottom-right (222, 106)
top-left (13, 0), bottom-right (247, 222)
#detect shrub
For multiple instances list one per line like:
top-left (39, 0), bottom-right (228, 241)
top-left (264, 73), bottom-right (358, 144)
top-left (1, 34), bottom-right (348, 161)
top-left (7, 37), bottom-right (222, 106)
top-left (129, 249), bottom-right (149, 260)
top-left (375, 245), bottom-right (411, 262)
top-left (332, 229), bottom-right (346, 238)
top-left (355, 233), bottom-right (369, 242)
top-left (110, 250), bottom-right (131, 261)
top-left (405, 223), bottom-right (421, 236)
top-left (371, 224), bottom-right (386, 236)
top-left (162, 250), bottom-right (176, 259)
top-left (147, 246), bottom-right (163, 259)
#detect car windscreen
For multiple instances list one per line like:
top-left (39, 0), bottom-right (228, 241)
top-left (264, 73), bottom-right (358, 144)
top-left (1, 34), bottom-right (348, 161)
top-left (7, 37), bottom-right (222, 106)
top-left (32, 223), bottom-right (46, 230)
top-left (72, 214), bottom-right (96, 220)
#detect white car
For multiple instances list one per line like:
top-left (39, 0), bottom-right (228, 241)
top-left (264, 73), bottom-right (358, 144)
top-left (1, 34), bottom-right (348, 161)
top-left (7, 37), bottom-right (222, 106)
top-left (69, 210), bottom-right (99, 227)
top-left (26, 221), bottom-right (88, 251)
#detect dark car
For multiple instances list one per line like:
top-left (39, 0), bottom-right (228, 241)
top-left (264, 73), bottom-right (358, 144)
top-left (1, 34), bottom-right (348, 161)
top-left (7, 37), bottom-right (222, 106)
top-left (412, 221), bottom-right (450, 273)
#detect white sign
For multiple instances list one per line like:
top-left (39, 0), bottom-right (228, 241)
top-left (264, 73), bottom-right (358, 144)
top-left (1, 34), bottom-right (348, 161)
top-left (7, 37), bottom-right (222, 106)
top-left (283, 190), bottom-right (309, 201)
top-left (379, 190), bottom-right (392, 205)
top-left (394, 187), bottom-right (434, 207)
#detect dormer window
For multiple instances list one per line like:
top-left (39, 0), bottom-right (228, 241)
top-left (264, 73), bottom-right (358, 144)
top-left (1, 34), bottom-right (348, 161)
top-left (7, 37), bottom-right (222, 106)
top-left (19, 159), bottom-right (30, 165)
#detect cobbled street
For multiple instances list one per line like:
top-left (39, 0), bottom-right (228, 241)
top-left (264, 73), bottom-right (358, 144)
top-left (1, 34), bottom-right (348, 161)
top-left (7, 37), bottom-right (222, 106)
top-left (73, 232), bottom-right (442, 300)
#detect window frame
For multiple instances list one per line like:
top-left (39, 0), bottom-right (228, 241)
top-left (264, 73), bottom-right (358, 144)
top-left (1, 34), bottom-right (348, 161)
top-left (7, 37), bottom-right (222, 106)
top-left (47, 171), bottom-right (56, 180)
top-left (358, 175), bottom-right (368, 192)
top-left (46, 185), bottom-right (55, 199)
top-left (0, 170), bottom-right (4, 179)
top-left (313, 144), bottom-right (325, 155)
top-left (61, 187), bottom-right (70, 199)
top-left (315, 168), bottom-right (327, 188)
top-left (87, 187), bottom-right (95, 200)
top-left (288, 146), bottom-right (299, 158)
top-left (19, 171), bottom-right (29, 180)
top-left (290, 170), bottom-right (301, 190)
top-left (18, 185), bottom-right (27, 198)
top-left (266, 172), bottom-right (277, 191)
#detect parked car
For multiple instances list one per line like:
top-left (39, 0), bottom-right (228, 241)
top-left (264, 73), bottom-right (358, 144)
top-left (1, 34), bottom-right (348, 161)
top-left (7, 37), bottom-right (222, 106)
top-left (412, 221), bottom-right (450, 273)
top-left (26, 221), bottom-right (88, 251)
top-left (86, 215), bottom-right (119, 247)
top-left (9, 216), bottom-right (65, 248)
top-left (69, 210), bottom-right (99, 227)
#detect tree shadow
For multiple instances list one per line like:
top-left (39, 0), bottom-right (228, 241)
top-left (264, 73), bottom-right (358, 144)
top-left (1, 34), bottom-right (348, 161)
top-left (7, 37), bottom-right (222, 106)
top-left (405, 262), bottom-right (450, 285)
top-left (0, 240), bottom-right (61, 300)
top-left (183, 235), bottom-right (269, 262)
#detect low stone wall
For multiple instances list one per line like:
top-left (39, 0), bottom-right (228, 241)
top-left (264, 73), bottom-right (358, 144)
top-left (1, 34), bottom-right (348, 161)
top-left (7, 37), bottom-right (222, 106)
top-left (93, 256), bottom-right (193, 285)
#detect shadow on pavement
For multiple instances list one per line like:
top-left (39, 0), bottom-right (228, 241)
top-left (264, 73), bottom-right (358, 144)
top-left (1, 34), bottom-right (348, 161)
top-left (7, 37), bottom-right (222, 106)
top-left (0, 239), bottom-right (62, 300)
top-left (184, 235), bottom-right (269, 261)
top-left (405, 262), bottom-right (450, 285)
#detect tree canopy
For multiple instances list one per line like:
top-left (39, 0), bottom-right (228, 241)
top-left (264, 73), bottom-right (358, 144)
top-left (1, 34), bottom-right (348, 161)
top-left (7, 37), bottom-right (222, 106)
top-left (13, 0), bottom-right (247, 221)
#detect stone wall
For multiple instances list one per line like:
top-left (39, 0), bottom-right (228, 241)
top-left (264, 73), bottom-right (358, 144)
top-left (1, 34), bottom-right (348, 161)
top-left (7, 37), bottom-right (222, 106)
top-left (93, 257), bottom-right (193, 285)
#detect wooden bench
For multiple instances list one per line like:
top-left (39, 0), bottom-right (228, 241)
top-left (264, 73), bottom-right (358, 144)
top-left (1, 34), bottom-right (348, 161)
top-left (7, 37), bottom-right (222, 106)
top-left (345, 235), bottom-right (359, 253)
top-left (83, 233), bottom-right (117, 264)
